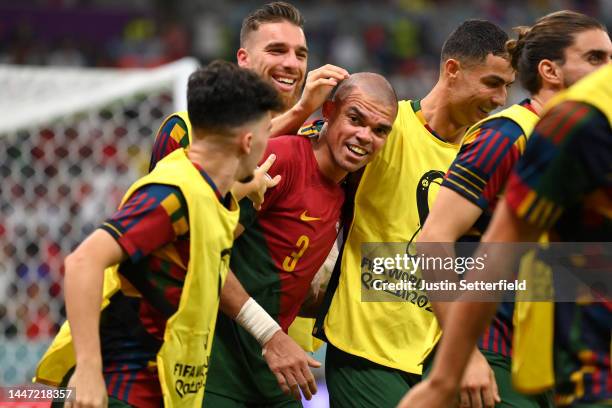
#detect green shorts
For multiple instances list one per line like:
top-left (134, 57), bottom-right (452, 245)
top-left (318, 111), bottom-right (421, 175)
top-left (423, 348), bottom-right (554, 408)
top-left (203, 390), bottom-right (301, 408)
top-left (325, 342), bottom-right (421, 407)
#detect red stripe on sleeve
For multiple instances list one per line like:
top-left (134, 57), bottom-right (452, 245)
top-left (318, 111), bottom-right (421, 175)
top-left (465, 128), bottom-right (493, 165)
top-left (553, 105), bottom-right (590, 145)
top-left (483, 138), bottom-right (509, 174)
top-left (475, 131), bottom-right (501, 169)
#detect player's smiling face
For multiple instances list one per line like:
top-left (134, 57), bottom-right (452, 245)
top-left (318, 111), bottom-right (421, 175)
top-left (322, 87), bottom-right (395, 176)
top-left (450, 53), bottom-right (515, 126)
top-left (558, 29), bottom-right (612, 88)
top-left (237, 21), bottom-right (308, 112)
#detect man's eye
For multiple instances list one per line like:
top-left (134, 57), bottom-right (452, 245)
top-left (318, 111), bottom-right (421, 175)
top-left (588, 54), bottom-right (603, 64)
top-left (483, 79), bottom-right (502, 88)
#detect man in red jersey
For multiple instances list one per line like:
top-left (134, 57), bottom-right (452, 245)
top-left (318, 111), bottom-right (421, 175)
top-left (203, 72), bottom-right (398, 407)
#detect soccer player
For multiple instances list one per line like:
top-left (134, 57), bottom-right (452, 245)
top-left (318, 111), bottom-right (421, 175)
top-left (35, 61), bottom-right (283, 408)
top-left (398, 63), bottom-right (611, 408)
top-left (313, 20), bottom-right (515, 407)
top-left (203, 73), bottom-right (398, 407)
top-left (149, 2), bottom-right (349, 170)
top-left (149, 1), bottom-right (348, 357)
top-left (416, 11), bottom-right (611, 408)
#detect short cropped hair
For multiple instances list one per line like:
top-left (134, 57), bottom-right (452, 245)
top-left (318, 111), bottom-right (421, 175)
top-left (441, 20), bottom-right (509, 65)
top-left (240, 2), bottom-right (304, 46)
top-left (187, 60), bottom-right (283, 136)
top-left (506, 10), bottom-right (605, 94)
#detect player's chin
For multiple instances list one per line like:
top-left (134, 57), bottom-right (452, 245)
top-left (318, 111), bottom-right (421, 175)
top-left (278, 90), bottom-right (300, 111)
top-left (341, 157), bottom-right (369, 173)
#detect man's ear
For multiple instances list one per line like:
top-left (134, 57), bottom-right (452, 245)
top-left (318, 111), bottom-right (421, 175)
top-left (322, 100), bottom-right (335, 121)
top-left (443, 58), bottom-right (461, 80)
top-left (239, 131), bottom-right (253, 155)
top-left (538, 59), bottom-right (563, 89)
top-left (237, 48), bottom-right (249, 68)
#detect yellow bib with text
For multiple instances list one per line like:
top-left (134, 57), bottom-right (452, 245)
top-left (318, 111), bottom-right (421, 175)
top-left (35, 149), bottom-right (239, 407)
top-left (324, 100), bottom-right (460, 373)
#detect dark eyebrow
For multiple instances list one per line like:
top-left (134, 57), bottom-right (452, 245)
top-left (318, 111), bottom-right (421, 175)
top-left (348, 106), bottom-right (392, 133)
top-left (482, 75), bottom-right (512, 85)
top-left (347, 106), bottom-right (363, 117)
top-left (264, 42), bottom-right (309, 54)
top-left (583, 49), bottom-right (610, 59)
top-left (377, 122), bottom-right (393, 134)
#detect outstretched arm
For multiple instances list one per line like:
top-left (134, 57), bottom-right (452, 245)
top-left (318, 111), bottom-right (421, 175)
top-left (220, 270), bottom-right (321, 401)
top-left (65, 229), bottom-right (126, 408)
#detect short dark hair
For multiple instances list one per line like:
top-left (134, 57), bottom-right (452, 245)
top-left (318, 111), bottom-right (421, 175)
top-left (441, 20), bottom-right (509, 65)
top-left (506, 10), bottom-right (605, 94)
top-left (240, 2), bottom-right (304, 46)
top-left (187, 60), bottom-right (283, 136)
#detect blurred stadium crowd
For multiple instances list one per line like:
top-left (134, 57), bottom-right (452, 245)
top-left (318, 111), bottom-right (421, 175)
top-left (1, 0), bottom-right (610, 97)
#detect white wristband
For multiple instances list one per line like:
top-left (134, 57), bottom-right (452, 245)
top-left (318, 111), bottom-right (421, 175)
top-left (235, 297), bottom-right (281, 346)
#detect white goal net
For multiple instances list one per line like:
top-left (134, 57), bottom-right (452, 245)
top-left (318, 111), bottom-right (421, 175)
top-left (0, 57), bottom-right (198, 385)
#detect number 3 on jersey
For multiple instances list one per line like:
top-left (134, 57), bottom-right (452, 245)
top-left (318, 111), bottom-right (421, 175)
top-left (282, 235), bottom-right (310, 272)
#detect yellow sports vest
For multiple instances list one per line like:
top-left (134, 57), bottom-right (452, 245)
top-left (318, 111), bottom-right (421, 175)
top-left (35, 149), bottom-right (239, 407)
top-left (288, 317), bottom-right (323, 352)
top-left (323, 100), bottom-right (460, 373)
top-left (512, 64), bottom-right (612, 394)
top-left (465, 103), bottom-right (539, 151)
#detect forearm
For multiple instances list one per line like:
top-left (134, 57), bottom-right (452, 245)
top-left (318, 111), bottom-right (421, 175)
top-left (220, 270), bottom-right (281, 345)
top-left (219, 270), bottom-right (250, 319)
top-left (429, 302), bottom-right (498, 388)
top-left (428, 233), bottom-right (522, 388)
top-left (430, 301), bottom-right (452, 328)
top-left (270, 103), bottom-right (311, 137)
top-left (64, 253), bottom-right (105, 367)
top-left (64, 229), bottom-right (126, 370)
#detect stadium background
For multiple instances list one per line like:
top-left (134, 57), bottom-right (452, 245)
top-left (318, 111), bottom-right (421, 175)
top-left (0, 0), bottom-right (610, 406)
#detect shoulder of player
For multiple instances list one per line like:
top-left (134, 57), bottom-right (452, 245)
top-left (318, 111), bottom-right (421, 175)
top-left (258, 136), bottom-right (311, 188)
top-left (550, 100), bottom-right (608, 131)
top-left (131, 183), bottom-right (187, 209)
top-left (267, 135), bottom-right (312, 162)
top-left (535, 101), bottom-right (609, 148)
top-left (467, 117), bottom-right (525, 145)
top-left (158, 113), bottom-right (190, 146)
top-left (379, 100), bottom-right (412, 139)
top-left (160, 112), bottom-right (188, 131)
top-left (395, 100), bottom-right (414, 122)
top-left (561, 102), bottom-right (610, 152)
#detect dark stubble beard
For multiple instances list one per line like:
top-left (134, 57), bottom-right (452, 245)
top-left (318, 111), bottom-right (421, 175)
top-left (279, 88), bottom-right (301, 113)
